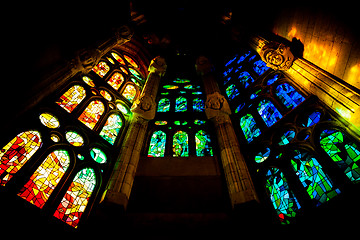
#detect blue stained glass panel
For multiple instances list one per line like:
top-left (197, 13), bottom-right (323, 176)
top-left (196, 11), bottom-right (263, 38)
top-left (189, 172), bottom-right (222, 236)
top-left (238, 71), bottom-right (254, 88)
top-left (290, 150), bottom-right (340, 206)
top-left (148, 131), bottom-right (166, 157)
top-left (265, 167), bottom-right (301, 224)
top-left (258, 100), bottom-right (283, 127)
top-left (253, 60), bottom-right (270, 75)
top-left (226, 84), bottom-right (240, 100)
top-left (240, 114), bottom-right (261, 142)
top-left (157, 98), bottom-right (170, 112)
top-left (193, 98), bottom-right (205, 112)
top-left (301, 111), bottom-right (321, 127)
top-left (278, 130), bottom-right (295, 146)
top-left (175, 96), bottom-right (187, 112)
top-left (266, 74), bottom-right (280, 85)
top-left (276, 83), bottom-right (305, 109)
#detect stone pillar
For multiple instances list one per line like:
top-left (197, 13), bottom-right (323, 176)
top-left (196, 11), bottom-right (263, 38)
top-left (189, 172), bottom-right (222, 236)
top-left (104, 56), bottom-right (167, 209)
top-left (196, 56), bottom-right (259, 207)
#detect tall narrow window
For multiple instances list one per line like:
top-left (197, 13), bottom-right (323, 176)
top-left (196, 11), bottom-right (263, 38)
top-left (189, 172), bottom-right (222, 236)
top-left (193, 98), bottom-right (205, 112)
top-left (258, 99), bottom-right (282, 127)
top-left (78, 100), bottom-right (105, 130)
top-left (265, 167), bottom-right (301, 224)
top-left (195, 130), bottom-right (213, 156)
top-left (275, 83), bottom-right (305, 109)
top-left (0, 131), bottom-right (42, 186)
top-left (99, 114), bottom-right (123, 145)
top-left (225, 84), bottom-right (240, 100)
top-left (240, 114), bottom-right (261, 142)
top-left (56, 85), bottom-right (86, 113)
top-left (253, 59), bottom-right (269, 75)
top-left (107, 72), bottom-right (124, 90)
top-left (290, 149), bottom-right (340, 206)
top-left (173, 131), bottom-right (189, 157)
top-left (148, 130), bottom-right (166, 157)
top-left (92, 61), bottom-right (110, 78)
top-left (157, 98), bottom-right (170, 112)
top-left (175, 96), bottom-right (187, 112)
top-left (18, 150), bottom-right (70, 208)
top-left (238, 71), bottom-right (254, 88)
top-left (54, 168), bottom-right (96, 228)
top-left (320, 129), bottom-right (360, 183)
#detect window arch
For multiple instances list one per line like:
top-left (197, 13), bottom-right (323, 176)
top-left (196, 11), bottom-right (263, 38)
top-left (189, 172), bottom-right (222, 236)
top-left (257, 99), bottom-right (283, 127)
top-left (193, 98), bottom-right (205, 112)
top-left (99, 113), bottom-right (123, 145)
top-left (240, 113), bottom-right (261, 143)
top-left (175, 96), bottom-right (187, 112)
top-left (238, 71), bottom-right (254, 88)
top-left (157, 98), bottom-right (170, 112)
top-left (173, 131), bottom-right (189, 157)
top-left (148, 130), bottom-right (166, 157)
top-left (195, 130), bottom-right (213, 156)
top-left (92, 61), bottom-right (110, 78)
top-left (275, 83), bottom-right (305, 109)
top-left (0, 131), bottom-right (42, 186)
top-left (18, 149), bottom-right (71, 208)
top-left (56, 85), bottom-right (86, 113)
top-left (106, 72), bottom-right (125, 90)
top-left (53, 167), bottom-right (96, 228)
top-left (320, 129), bottom-right (360, 183)
top-left (265, 167), bottom-right (301, 224)
top-left (78, 100), bottom-right (105, 130)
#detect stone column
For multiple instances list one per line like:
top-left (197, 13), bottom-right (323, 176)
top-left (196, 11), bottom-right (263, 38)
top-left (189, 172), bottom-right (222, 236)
top-left (196, 56), bottom-right (259, 207)
top-left (104, 56), bottom-right (167, 209)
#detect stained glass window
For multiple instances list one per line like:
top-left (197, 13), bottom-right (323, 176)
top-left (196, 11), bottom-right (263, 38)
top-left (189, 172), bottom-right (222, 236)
top-left (122, 84), bottom-right (137, 102)
top-left (240, 114), bottom-right (261, 143)
top-left (39, 113), bottom-right (60, 128)
top-left (258, 99), bottom-right (283, 127)
top-left (225, 84), bottom-right (240, 100)
top-left (266, 74), bottom-right (280, 85)
top-left (290, 150), bottom-right (340, 206)
top-left (173, 131), bottom-right (189, 157)
top-left (56, 85), bottom-right (86, 113)
top-left (99, 114), bottom-right (122, 145)
top-left (320, 129), bottom-right (360, 183)
top-left (278, 130), bottom-right (296, 146)
top-left (90, 148), bottom-right (107, 164)
top-left (238, 72), bottom-right (254, 88)
top-left (54, 168), bottom-right (96, 228)
top-left (157, 98), bottom-right (170, 112)
top-left (107, 72), bottom-right (124, 90)
top-left (175, 96), bottom-right (187, 112)
top-left (193, 98), bottom-right (205, 112)
top-left (253, 59), bottom-right (269, 75)
top-left (276, 83), bottom-right (305, 109)
top-left (124, 54), bottom-right (139, 69)
top-left (92, 61), bottom-right (110, 78)
top-left (100, 90), bottom-right (112, 101)
top-left (116, 103), bottom-right (129, 115)
top-left (65, 131), bottom-right (84, 146)
top-left (300, 111), bottom-right (321, 127)
top-left (0, 131), bottom-right (42, 186)
top-left (82, 76), bottom-right (95, 87)
top-left (265, 167), bottom-right (301, 224)
top-left (255, 147), bottom-right (271, 163)
top-left (148, 131), bottom-right (166, 157)
top-left (18, 150), bottom-right (70, 208)
top-left (78, 100), bottom-right (105, 129)
top-left (111, 52), bottom-right (125, 65)
top-left (195, 130), bottom-right (213, 156)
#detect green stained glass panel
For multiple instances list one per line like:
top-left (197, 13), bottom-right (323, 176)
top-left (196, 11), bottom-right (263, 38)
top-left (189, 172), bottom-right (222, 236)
top-left (175, 96), bottom-right (187, 112)
top-left (173, 131), bottom-right (189, 157)
top-left (195, 130), bottom-right (213, 156)
top-left (240, 114), bottom-right (261, 143)
top-left (148, 131), bottom-right (166, 157)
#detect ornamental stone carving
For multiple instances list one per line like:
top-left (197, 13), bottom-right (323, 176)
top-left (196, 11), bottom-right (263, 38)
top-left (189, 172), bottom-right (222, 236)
top-left (115, 25), bottom-right (133, 45)
top-left (259, 41), bottom-right (294, 71)
top-left (205, 92), bottom-right (231, 123)
top-left (72, 48), bottom-right (102, 74)
top-left (148, 56), bottom-right (167, 76)
top-left (131, 95), bottom-right (156, 120)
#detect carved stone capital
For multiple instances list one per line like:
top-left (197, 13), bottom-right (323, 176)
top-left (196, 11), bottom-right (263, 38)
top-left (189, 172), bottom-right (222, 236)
top-left (259, 41), bottom-right (294, 71)
top-left (131, 94), bottom-right (156, 120)
top-left (115, 25), bottom-right (133, 45)
top-left (148, 56), bottom-right (167, 76)
top-left (72, 48), bottom-right (102, 74)
top-left (205, 92), bottom-right (231, 124)
top-left (195, 56), bottom-right (213, 75)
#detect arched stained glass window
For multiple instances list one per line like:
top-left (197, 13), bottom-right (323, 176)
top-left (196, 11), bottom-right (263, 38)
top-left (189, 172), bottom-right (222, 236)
top-left (54, 168), bottom-right (96, 228)
top-left (124, 54), bottom-right (139, 69)
top-left (56, 85), bottom-right (86, 113)
top-left (290, 150), bottom-right (340, 206)
top-left (276, 83), bottom-right (305, 109)
top-left (238, 71), bottom-right (254, 88)
top-left (122, 84), bottom-right (137, 102)
top-left (157, 98), bottom-right (170, 112)
top-left (173, 131), bottom-right (189, 157)
top-left (195, 130), bottom-right (213, 156)
top-left (78, 100), bottom-right (105, 130)
top-left (175, 96), bottom-right (187, 112)
top-left (258, 99), bottom-right (283, 127)
top-left (225, 84), bottom-right (240, 100)
top-left (265, 167), bottom-right (301, 224)
top-left (111, 52), bottom-right (126, 65)
top-left (320, 129), bottom-right (360, 183)
top-left (92, 61), bottom-right (110, 78)
top-left (107, 72), bottom-right (124, 90)
top-left (99, 114), bottom-right (123, 145)
top-left (253, 59), bottom-right (269, 75)
top-left (278, 130), bottom-right (295, 146)
top-left (18, 150), bottom-right (70, 208)
top-left (240, 114), bottom-right (261, 143)
top-left (193, 98), bottom-right (205, 112)
top-left (148, 130), bottom-right (166, 157)
top-left (0, 131), bottom-right (42, 186)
